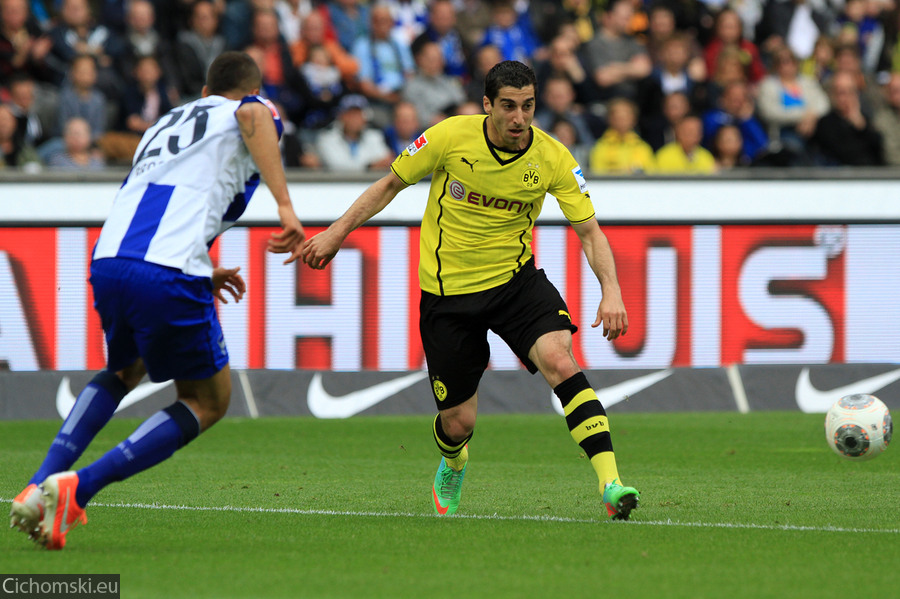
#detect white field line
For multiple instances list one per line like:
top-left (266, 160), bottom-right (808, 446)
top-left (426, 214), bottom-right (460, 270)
top-left (6, 497), bottom-right (896, 535)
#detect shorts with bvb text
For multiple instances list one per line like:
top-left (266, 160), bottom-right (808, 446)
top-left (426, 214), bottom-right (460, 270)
top-left (419, 258), bottom-right (577, 409)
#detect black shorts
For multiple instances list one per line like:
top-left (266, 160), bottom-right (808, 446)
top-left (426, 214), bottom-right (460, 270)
top-left (419, 258), bottom-right (577, 409)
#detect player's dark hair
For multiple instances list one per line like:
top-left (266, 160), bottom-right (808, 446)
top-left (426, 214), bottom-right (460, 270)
top-left (484, 60), bottom-right (537, 104)
top-left (206, 51), bottom-right (262, 96)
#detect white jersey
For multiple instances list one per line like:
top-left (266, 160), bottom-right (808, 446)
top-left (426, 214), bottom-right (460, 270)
top-left (93, 94), bottom-right (282, 277)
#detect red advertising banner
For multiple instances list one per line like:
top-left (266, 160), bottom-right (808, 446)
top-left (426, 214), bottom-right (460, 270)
top-left (1, 224), bottom-right (898, 372)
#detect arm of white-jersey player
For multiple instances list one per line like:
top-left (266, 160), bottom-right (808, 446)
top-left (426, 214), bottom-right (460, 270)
top-left (300, 171), bottom-right (408, 270)
top-left (235, 101), bottom-right (306, 263)
top-left (572, 218), bottom-right (628, 340)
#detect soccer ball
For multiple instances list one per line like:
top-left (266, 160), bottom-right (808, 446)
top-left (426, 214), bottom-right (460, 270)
top-left (824, 394), bottom-right (893, 460)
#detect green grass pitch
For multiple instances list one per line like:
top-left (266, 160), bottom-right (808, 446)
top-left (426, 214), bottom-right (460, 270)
top-left (2, 412), bottom-right (898, 598)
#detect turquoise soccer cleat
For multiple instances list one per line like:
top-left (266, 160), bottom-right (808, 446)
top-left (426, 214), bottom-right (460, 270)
top-left (432, 457), bottom-right (466, 515)
top-left (602, 479), bottom-right (640, 521)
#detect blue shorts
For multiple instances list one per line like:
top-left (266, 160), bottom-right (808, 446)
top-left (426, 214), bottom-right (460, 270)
top-left (90, 257), bottom-right (228, 382)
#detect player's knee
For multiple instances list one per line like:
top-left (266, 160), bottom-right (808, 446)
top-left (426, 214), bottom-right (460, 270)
top-left (442, 411), bottom-right (476, 441)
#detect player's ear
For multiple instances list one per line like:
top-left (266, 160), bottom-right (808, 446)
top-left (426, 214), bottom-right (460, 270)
top-left (482, 95), bottom-right (491, 114)
top-left (201, 85), bottom-right (209, 98)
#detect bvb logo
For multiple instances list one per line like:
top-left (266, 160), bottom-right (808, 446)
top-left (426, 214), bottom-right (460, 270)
top-left (522, 168), bottom-right (540, 189)
top-left (432, 378), bottom-right (448, 402)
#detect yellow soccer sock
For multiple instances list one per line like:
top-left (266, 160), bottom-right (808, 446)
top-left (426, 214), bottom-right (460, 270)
top-left (554, 373), bottom-right (621, 490)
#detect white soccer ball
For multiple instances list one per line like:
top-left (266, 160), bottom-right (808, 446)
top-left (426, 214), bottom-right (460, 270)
top-left (824, 394), bottom-right (893, 460)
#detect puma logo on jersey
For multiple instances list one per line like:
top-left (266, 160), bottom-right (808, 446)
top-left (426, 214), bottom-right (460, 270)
top-left (460, 157), bottom-right (478, 171)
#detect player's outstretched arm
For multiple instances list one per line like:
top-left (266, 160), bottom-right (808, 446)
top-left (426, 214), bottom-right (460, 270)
top-left (572, 218), bottom-right (628, 340)
top-left (302, 171), bottom-right (408, 270)
top-left (236, 101), bottom-right (306, 264)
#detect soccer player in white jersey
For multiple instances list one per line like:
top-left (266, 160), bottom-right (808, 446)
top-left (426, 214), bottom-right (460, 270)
top-left (9, 51), bottom-right (306, 550)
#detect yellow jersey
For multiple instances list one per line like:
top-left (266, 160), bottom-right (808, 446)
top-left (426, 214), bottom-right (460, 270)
top-left (589, 130), bottom-right (656, 174)
top-left (655, 142), bottom-right (717, 174)
top-left (391, 115), bottom-right (595, 296)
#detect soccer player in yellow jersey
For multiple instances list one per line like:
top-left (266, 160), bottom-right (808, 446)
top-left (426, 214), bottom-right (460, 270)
top-left (301, 61), bottom-right (640, 520)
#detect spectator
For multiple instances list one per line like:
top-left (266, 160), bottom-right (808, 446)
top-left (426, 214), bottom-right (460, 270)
top-left (642, 33), bottom-right (709, 119)
top-left (6, 73), bottom-right (52, 148)
top-left (644, 3), bottom-right (705, 75)
top-left (402, 40), bottom-right (466, 127)
top-left (46, 116), bottom-right (105, 170)
top-left (298, 43), bottom-right (345, 129)
top-left (801, 34), bottom-right (836, 83)
top-left (326, 0), bottom-right (370, 52)
top-left (116, 0), bottom-right (177, 103)
top-left (221, 0), bottom-right (275, 51)
top-left (589, 97), bottom-right (655, 174)
top-left (836, 0), bottom-right (884, 73)
top-left (465, 43), bottom-right (502, 103)
top-left (702, 80), bottom-right (769, 163)
top-left (529, 0), bottom-right (596, 46)
top-left (707, 45), bottom-right (749, 108)
top-left (352, 3), bottom-right (415, 127)
top-left (831, 42), bottom-right (880, 116)
top-left (873, 72), bottom-right (900, 165)
top-left (480, 0), bottom-right (540, 65)
top-left (711, 123), bottom-right (746, 169)
top-left (534, 75), bottom-right (601, 147)
top-left (756, 0), bottom-right (838, 62)
top-left (580, 0), bottom-right (652, 102)
top-left (655, 114), bottom-right (716, 173)
top-left (101, 54), bottom-right (171, 164)
top-left (246, 7), bottom-right (311, 124)
top-left (290, 9), bottom-right (359, 88)
top-left (383, 0), bottom-right (429, 47)
top-left (275, 0), bottom-right (314, 45)
top-left (315, 94), bottom-right (394, 171)
top-left (173, 0), bottom-right (226, 102)
top-left (757, 46), bottom-right (829, 163)
top-left (812, 69), bottom-right (884, 165)
top-left (549, 115), bottom-right (591, 167)
top-left (0, 102), bottom-right (41, 169)
top-left (57, 54), bottom-right (108, 142)
top-left (46, 0), bottom-right (124, 99)
top-left (0, 0), bottom-right (52, 86)
top-left (412, 0), bottom-right (470, 80)
top-left (534, 34), bottom-right (595, 107)
top-left (454, 0), bottom-right (492, 49)
top-left (641, 89), bottom-right (691, 150)
top-left (702, 8), bottom-right (766, 85)
top-left (383, 100), bottom-right (421, 155)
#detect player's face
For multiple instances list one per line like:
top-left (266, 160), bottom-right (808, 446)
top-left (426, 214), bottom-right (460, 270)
top-left (484, 85), bottom-right (535, 151)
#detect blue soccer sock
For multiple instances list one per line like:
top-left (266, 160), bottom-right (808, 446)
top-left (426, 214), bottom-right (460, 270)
top-left (30, 371), bottom-right (128, 486)
top-left (75, 401), bottom-right (201, 507)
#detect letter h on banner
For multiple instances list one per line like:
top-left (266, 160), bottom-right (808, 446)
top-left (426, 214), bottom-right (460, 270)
top-left (265, 249), bottom-right (363, 370)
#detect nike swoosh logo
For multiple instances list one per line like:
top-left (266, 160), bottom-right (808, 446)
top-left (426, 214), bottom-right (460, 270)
top-left (795, 367), bottom-right (900, 413)
top-left (59, 487), bottom-right (72, 534)
top-left (56, 377), bottom-right (173, 419)
top-left (432, 486), bottom-right (450, 515)
top-left (551, 370), bottom-right (674, 416)
top-left (307, 371), bottom-right (429, 418)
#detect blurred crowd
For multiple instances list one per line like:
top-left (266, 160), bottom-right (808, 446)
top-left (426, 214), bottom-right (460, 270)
top-left (3, 0), bottom-right (900, 174)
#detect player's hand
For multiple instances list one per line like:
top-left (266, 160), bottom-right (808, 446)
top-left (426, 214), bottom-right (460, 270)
top-left (301, 229), bottom-right (343, 270)
top-left (269, 206), bottom-right (306, 264)
top-left (592, 294), bottom-right (628, 341)
top-left (212, 266), bottom-right (246, 304)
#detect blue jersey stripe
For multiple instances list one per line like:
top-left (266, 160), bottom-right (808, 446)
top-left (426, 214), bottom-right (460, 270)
top-left (117, 183), bottom-right (175, 260)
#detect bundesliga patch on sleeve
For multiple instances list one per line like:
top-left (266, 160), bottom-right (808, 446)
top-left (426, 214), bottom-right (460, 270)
top-left (406, 133), bottom-right (428, 156)
top-left (571, 166), bottom-right (588, 193)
